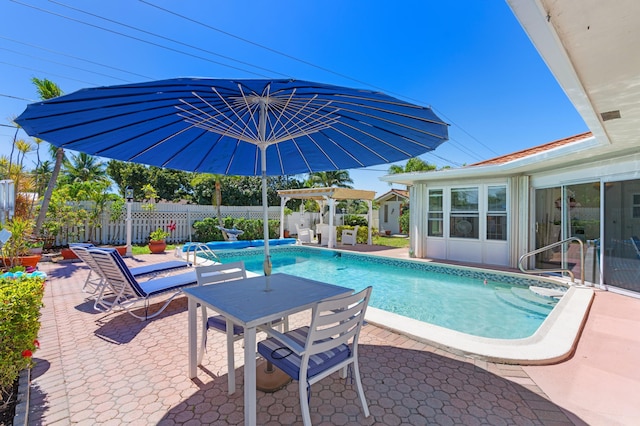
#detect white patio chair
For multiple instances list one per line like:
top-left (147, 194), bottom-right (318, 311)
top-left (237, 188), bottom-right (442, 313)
top-left (341, 225), bottom-right (359, 246)
top-left (257, 286), bottom-right (372, 426)
top-left (196, 262), bottom-right (288, 367)
top-left (296, 223), bottom-right (315, 243)
top-left (88, 248), bottom-right (197, 320)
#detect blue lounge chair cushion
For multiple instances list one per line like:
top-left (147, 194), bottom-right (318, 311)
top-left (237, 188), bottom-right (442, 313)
top-left (129, 260), bottom-right (191, 276)
top-left (257, 326), bottom-right (351, 380)
top-left (137, 270), bottom-right (197, 296)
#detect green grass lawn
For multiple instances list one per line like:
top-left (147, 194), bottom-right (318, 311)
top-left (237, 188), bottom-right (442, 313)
top-left (372, 235), bottom-right (410, 248)
top-left (131, 244), bottom-right (178, 256)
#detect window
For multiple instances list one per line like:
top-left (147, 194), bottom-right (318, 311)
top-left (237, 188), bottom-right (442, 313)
top-left (384, 204), bottom-right (389, 223)
top-left (450, 188), bottom-right (478, 238)
top-left (487, 186), bottom-right (507, 240)
top-left (427, 189), bottom-right (443, 237)
top-left (633, 194), bottom-right (640, 219)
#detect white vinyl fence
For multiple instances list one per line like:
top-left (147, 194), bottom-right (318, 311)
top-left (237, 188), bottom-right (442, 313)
top-left (51, 202), bottom-right (377, 246)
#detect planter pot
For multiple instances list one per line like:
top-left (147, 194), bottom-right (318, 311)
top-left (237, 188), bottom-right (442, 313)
top-left (148, 240), bottom-right (167, 254)
top-left (283, 230), bottom-right (290, 238)
top-left (60, 248), bottom-right (78, 260)
top-left (116, 246), bottom-right (127, 256)
top-left (1, 254), bottom-right (42, 268)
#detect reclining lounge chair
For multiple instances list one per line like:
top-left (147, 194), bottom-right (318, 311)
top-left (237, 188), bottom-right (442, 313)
top-left (70, 244), bottom-right (191, 295)
top-left (88, 248), bottom-right (197, 320)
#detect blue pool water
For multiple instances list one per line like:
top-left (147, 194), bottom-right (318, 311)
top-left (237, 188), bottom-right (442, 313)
top-left (213, 246), bottom-right (563, 339)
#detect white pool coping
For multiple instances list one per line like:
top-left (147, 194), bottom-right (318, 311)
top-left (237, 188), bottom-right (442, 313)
top-left (365, 285), bottom-right (595, 365)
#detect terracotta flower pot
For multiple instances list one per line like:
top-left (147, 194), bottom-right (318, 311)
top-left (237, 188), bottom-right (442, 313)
top-left (1, 254), bottom-right (42, 268)
top-left (148, 240), bottom-right (167, 254)
top-left (116, 246), bottom-right (127, 256)
top-left (60, 248), bottom-right (79, 260)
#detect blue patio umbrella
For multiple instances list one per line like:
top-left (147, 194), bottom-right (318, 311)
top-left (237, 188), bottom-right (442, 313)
top-left (16, 78), bottom-right (448, 275)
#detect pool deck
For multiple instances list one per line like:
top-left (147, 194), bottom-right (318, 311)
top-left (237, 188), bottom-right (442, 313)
top-left (17, 244), bottom-right (640, 425)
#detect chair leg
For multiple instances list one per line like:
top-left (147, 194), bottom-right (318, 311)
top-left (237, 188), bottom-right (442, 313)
top-left (197, 305), bottom-right (208, 365)
top-left (299, 379), bottom-right (312, 426)
top-left (351, 361), bottom-right (370, 418)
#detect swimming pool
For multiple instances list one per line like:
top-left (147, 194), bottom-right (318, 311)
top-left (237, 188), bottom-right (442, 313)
top-left (212, 245), bottom-right (567, 339)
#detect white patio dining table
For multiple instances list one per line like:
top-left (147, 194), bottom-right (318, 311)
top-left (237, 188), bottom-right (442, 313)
top-left (184, 273), bottom-right (353, 426)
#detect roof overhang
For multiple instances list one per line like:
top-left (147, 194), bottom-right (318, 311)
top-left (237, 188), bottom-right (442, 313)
top-left (506, 0), bottom-right (640, 150)
top-left (277, 187), bottom-right (376, 201)
top-left (381, 133), bottom-right (600, 185)
top-left (382, 1), bottom-right (640, 187)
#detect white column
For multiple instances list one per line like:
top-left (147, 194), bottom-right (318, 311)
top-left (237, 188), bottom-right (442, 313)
top-left (328, 198), bottom-right (335, 248)
top-left (125, 201), bottom-right (132, 257)
top-left (367, 200), bottom-right (373, 245)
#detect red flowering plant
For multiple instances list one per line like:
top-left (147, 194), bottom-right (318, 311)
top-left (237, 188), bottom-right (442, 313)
top-left (0, 274), bottom-right (45, 407)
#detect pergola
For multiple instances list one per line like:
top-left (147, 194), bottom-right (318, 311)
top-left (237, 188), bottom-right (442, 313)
top-left (277, 187), bottom-right (376, 248)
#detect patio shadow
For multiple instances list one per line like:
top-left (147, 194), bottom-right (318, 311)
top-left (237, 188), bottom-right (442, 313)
top-left (93, 297), bottom-right (187, 344)
top-left (158, 344), bottom-right (583, 425)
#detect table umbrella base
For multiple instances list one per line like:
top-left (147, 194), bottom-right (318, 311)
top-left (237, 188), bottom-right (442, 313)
top-left (256, 359), bottom-right (291, 393)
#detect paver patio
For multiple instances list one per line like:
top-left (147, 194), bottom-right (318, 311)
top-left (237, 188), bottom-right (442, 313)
top-left (16, 248), bottom-right (640, 425)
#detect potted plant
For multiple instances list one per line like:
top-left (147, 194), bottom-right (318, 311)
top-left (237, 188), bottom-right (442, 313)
top-left (1, 217), bottom-right (41, 269)
top-left (148, 227), bottom-right (170, 254)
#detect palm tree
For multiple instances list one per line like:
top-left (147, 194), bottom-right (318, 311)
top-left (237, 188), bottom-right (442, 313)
top-left (388, 157), bottom-right (436, 175)
top-left (61, 152), bottom-right (107, 184)
top-left (33, 78), bottom-right (64, 234)
top-left (307, 170), bottom-right (353, 188)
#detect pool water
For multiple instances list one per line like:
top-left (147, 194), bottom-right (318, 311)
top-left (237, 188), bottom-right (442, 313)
top-left (214, 247), bottom-right (562, 339)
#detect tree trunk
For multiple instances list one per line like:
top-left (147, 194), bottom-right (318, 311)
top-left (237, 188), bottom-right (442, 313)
top-left (214, 178), bottom-right (228, 241)
top-left (34, 147), bottom-right (64, 234)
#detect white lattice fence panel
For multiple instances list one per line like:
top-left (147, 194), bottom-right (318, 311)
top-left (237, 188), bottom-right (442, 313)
top-left (52, 202), bottom-right (285, 246)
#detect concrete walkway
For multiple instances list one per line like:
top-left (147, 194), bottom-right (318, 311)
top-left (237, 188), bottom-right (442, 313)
top-left (19, 247), bottom-right (640, 425)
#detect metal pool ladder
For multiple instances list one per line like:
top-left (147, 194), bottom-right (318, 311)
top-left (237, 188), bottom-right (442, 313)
top-left (179, 242), bottom-right (221, 265)
top-left (518, 237), bottom-right (585, 285)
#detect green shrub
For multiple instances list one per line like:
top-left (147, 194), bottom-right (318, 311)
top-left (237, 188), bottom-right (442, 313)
top-left (399, 211), bottom-right (410, 235)
top-left (343, 215), bottom-right (368, 227)
top-left (336, 225), bottom-right (371, 244)
top-left (192, 217), bottom-right (281, 242)
top-left (0, 274), bottom-right (45, 403)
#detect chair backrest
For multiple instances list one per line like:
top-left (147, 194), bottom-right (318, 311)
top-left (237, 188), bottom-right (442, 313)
top-left (305, 286), bottom-right (372, 358)
top-left (88, 248), bottom-right (146, 297)
top-left (70, 244), bottom-right (101, 271)
top-left (196, 261), bottom-right (247, 286)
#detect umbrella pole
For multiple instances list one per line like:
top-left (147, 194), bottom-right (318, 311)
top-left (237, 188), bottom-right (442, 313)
top-left (255, 99), bottom-right (290, 391)
top-left (259, 102), bottom-right (272, 280)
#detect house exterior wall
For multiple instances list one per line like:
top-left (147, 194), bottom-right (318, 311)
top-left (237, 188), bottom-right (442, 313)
top-left (410, 150), bottom-right (640, 289)
top-left (413, 178), bottom-right (511, 266)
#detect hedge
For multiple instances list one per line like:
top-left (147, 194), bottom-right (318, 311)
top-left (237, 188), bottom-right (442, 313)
top-left (0, 272), bottom-right (46, 405)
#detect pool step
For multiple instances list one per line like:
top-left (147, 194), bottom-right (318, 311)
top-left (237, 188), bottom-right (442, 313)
top-left (494, 287), bottom-right (556, 316)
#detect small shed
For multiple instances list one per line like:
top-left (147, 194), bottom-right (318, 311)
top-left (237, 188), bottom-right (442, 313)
top-left (375, 189), bottom-right (409, 235)
top-left (277, 187), bottom-right (376, 248)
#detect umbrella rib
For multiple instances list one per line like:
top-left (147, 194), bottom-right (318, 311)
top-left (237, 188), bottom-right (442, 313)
top-left (177, 90), bottom-right (259, 142)
top-left (266, 99), bottom-right (342, 144)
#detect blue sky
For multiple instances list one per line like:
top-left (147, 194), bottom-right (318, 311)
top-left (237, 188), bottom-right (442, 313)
top-left (0, 0), bottom-right (587, 196)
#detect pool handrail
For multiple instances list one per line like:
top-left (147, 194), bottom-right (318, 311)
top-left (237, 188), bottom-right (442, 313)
top-left (179, 242), bottom-right (221, 265)
top-left (518, 237), bottom-right (585, 285)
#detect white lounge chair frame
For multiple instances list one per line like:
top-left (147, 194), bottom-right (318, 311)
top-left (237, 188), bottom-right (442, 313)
top-left (88, 248), bottom-right (197, 320)
top-left (71, 245), bottom-right (191, 295)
